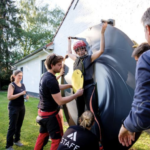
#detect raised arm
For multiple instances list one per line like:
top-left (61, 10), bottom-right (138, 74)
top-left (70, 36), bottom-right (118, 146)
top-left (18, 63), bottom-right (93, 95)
top-left (91, 23), bottom-right (107, 62)
top-left (7, 84), bottom-right (26, 100)
top-left (67, 37), bottom-right (76, 61)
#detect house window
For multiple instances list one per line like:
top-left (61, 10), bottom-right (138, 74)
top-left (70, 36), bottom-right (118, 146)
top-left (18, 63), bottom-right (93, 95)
top-left (20, 67), bottom-right (23, 83)
top-left (73, 0), bottom-right (79, 10)
top-left (41, 59), bottom-right (47, 74)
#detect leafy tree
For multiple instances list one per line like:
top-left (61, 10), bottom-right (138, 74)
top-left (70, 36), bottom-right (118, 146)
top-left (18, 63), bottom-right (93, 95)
top-left (0, 0), bottom-right (65, 89)
top-left (18, 0), bottom-right (65, 56)
top-left (0, 0), bottom-right (23, 88)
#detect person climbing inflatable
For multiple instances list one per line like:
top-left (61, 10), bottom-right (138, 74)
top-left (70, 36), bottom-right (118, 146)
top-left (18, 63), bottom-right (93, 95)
top-left (67, 23), bottom-right (107, 143)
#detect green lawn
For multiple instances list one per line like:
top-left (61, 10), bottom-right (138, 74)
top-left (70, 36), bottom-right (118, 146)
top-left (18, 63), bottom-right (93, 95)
top-left (0, 91), bottom-right (67, 150)
top-left (0, 91), bottom-right (150, 150)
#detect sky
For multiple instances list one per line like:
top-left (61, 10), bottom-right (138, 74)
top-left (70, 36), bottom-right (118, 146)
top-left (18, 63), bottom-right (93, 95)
top-left (36, 0), bottom-right (72, 13)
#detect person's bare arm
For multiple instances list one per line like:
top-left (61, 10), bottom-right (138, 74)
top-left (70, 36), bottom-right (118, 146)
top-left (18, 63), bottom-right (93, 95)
top-left (91, 23), bottom-right (107, 62)
top-left (7, 84), bottom-right (26, 100)
top-left (67, 37), bottom-right (76, 61)
top-left (52, 89), bottom-right (83, 105)
top-left (59, 84), bottom-right (72, 90)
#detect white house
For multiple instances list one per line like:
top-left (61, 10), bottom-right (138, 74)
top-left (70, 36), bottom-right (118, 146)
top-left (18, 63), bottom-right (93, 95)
top-left (13, 0), bottom-right (150, 97)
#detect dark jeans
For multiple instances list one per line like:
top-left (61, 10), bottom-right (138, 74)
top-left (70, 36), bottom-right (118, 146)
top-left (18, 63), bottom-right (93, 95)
top-left (6, 105), bottom-right (25, 148)
top-left (76, 83), bottom-right (102, 141)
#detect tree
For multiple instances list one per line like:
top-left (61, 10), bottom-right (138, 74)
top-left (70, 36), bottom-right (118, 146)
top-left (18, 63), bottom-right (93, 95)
top-left (0, 0), bottom-right (23, 89)
top-left (0, 0), bottom-right (65, 89)
top-left (18, 0), bottom-right (65, 56)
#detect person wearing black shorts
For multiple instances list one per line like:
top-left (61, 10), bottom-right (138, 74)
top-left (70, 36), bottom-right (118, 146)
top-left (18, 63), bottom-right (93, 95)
top-left (58, 110), bottom-right (101, 150)
top-left (34, 54), bottom-right (83, 150)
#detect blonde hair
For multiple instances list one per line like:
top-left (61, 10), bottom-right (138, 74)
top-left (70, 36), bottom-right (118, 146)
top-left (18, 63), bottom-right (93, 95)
top-left (79, 110), bottom-right (94, 128)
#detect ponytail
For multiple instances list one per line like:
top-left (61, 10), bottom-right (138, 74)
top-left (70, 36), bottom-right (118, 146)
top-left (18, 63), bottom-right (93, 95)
top-left (10, 75), bottom-right (15, 82)
top-left (10, 70), bottom-right (22, 82)
top-left (79, 110), bottom-right (95, 128)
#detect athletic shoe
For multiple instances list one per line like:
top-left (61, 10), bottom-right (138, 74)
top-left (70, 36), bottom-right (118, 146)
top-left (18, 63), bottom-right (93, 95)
top-left (14, 141), bottom-right (23, 146)
top-left (6, 146), bottom-right (14, 150)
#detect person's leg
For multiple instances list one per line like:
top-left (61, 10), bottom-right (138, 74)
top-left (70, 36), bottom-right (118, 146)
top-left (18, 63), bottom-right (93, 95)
top-left (58, 108), bottom-right (64, 133)
top-left (47, 114), bottom-right (63, 150)
top-left (84, 85), bottom-right (102, 141)
top-left (14, 106), bottom-right (25, 143)
top-left (34, 124), bottom-right (49, 150)
top-left (76, 95), bottom-right (85, 121)
top-left (6, 106), bottom-right (19, 148)
top-left (51, 108), bottom-right (63, 142)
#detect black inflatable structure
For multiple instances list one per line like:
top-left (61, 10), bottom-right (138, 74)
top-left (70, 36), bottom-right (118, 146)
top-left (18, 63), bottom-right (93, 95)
top-left (61, 23), bottom-right (141, 150)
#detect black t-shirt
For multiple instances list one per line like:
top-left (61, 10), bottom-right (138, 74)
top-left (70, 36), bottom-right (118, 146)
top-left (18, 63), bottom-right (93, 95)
top-left (57, 126), bottom-right (99, 150)
top-left (9, 82), bottom-right (26, 107)
top-left (38, 72), bottom-right (60, 111)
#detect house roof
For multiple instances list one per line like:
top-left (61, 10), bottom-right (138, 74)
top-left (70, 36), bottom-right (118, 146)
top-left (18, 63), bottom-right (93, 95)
top-left (13, 0), bottom-right (75, 66)
top-left (13, 42), bottom-right (53, 65)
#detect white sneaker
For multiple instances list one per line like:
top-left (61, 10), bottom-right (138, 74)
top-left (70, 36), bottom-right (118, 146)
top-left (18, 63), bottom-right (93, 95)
top-left (14, 141), bottom-right (23, 147)
top-left (6, 146), bottom-right (14, 150)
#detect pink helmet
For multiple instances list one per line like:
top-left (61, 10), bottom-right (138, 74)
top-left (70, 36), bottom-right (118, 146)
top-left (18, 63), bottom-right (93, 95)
top-left (73, 40), bottom-right (86, 51)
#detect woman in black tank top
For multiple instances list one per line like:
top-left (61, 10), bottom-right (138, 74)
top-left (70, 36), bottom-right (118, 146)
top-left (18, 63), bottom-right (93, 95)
top-left (6, 70), bottom-right (29, 150)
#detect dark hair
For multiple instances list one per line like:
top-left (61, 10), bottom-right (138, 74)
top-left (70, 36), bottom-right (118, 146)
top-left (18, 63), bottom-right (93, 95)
top-left (132, 43), bottom-right (150, 58)
top-left (10, 70), bottom-right (22, 82)
top-left (45, 54), bottom-right (64, 70)
top-left (79, 110), bottom-right (95, 128)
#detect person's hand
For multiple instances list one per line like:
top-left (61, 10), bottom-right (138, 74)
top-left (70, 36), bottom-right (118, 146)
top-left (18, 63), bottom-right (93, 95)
top-left (68, 36), bottom-right (72, 41)
top-left (21, 91), bottom-right (26, 95)
top-left (101, 23), bottom-right (107, 34)
top-left (60, 69), bottom-right (65, 76)
top-left (65, 54), bottom-right (68, 59)
top-left (26, 95), bottom-right (29, 100)
top-left (69, 84), bottom-right (72, 88)
top-left (76, 88), bottom-right (84, 97)
top-left (118, 124), bottom-right (135, 147)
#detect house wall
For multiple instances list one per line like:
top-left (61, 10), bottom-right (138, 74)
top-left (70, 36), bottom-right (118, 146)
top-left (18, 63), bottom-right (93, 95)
top-left (16, 52), bottom-right (48, 96)
top-left (54, 0), bottom-right (150, 56)
top-left (14, 0), bottom-right (150, 95)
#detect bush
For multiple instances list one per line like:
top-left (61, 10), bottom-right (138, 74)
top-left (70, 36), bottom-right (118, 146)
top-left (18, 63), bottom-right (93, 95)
top-left (1, 85), bottom-right (8, 90)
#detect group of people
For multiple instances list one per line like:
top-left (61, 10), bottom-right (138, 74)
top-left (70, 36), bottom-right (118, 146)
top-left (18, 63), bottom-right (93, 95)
top-left (5, 7), bottom-right (150, 150)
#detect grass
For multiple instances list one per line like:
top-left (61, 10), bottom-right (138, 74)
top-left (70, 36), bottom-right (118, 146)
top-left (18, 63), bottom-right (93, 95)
top-left (0, 91), bottom-right (150, 150)
top-left (0, 91), bottom-right (68, 150)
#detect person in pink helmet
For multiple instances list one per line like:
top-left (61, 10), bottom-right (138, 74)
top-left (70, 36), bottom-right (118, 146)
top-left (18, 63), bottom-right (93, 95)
top-left (67, 23), bottom-right (107, 148)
